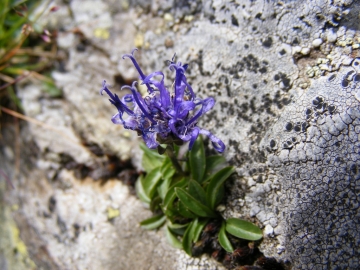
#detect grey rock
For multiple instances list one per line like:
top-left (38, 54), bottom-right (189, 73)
top-left (2, 0), bottom-right (360, 269)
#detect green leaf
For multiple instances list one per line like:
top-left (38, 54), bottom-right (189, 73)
top-left (163, 178), bottom-right (188, 210)
top-left (7, 86), bottom-right (23, 110)
top-left (177, 201), bottom-right (198, 219)
top-left (206, 166), bottom-right (235, 209)
top-left (175, 188), bottom-right (218, 218)
top-left (168, 222), bottom-right (189, 236)
top-left (150, 196), bottom-right (162, 212)
top-left (182, 219), bottom-right (197, 256)
top-left (189, 136), bottom-right (205, 182)
top-left (161, 157), bottom-right (176, 180)
top-left (135, 175), bottom-right (150, 204)
top-left (157, 158), bottom-right (176, 200)
top-left (43, 80), bottom-right (62, 98)
top-left (161, 204), bottom-right (177, 221)
top-left (165, 226), bottom-right (183, 249)
top-left (188, 180), bottom-right (207, 205)
top-left (140, 143), bottom-right (165, 172)
top-left (181, 218), bottom-right (208, 255)
top-left (192, 218), bottom-right (209, 243)
top-left (173, 144), bottom-right (180, 155)
top-left (203, 155), bottom-right (226, 182)
top-left (157, 176), bottom-right (172, 200)
top-left (140, 143), bottom-right (165, 159)
top-left (225, 218), bottom-right (263, 241)
top-left (213, 185), bottom-right (225, 209)
top-left (142, 167), bottom-right (162, 199)
top-left (142, 153), bottom-right (162, 173)
top-left (206, 155), bottom-right (226, 170)
top-left (140, 214), bottom-right (166, 230)
top-left (219, 221), bottom-right (234, 252)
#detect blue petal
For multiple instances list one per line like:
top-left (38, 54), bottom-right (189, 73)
top-left (186, 97), bottom-right (215, 126)
top-left (177, 101), bottom-right (196, 119)
top-left (123, 118), bottom-right (139, 130)
top-left (143, 71), bottom-right (171, 110)
top-left (101, 81), bottom-right (134, 117)
top-left (188, 127), bottom-right (200, 150)
top-left (121, 82), bottom-right (156, 124)
top-left (111, 113), bottom-right (123, 125)
top-left (199, 129), bottom-right (225, 153)
top-left (168, 118), bottom-right (191, 142)
top-left (142, 132), bottom-right (158, 149)
top-left (122, 49), bottom-right (154, 93)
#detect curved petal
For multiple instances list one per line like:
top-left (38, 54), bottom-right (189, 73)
top-left (186, 97), bottom-right (215, 126)
top-left (188, 127), bottom-right (200, 150)
top-left (123, 117), bottom-right (139, 130)
top-left (122, 94), bottom-right (134, 103)
top-left (122, 49), bottom-right (145, 79)
top-left (101, 81), bottom-right (134, 117)
top-left (100, 80), bottom-right (111, 96)
top-left (173, 82), bottom-right (186, 109)
top-left (182, 76), bottom-right (195, 100)
top-left (122, 49), bottom-right (153, 93)
top-left (111, 113), bottom-right (123, 125)
top-left (143, 71), bottom-right (164, 84)
top-left (111, 113), bottom-right (139, 130)
top-left (121, 82), bottom-right (156, 124)
top-left (168, 118), bottom-right (191, 142)
top-left (177, 101), bottom-right (196, 119)
top-left (142, 132), bottom-right (158, 149)
top-left (199, 97), bottom-right (215, 113)
top-left (199, 129), bottom-right (225, 153)
top-left (112, 93), bottom-right (134, 115)
top-left (144, 72), bottom-right (171, 109)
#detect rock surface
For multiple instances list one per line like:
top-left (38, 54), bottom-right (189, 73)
top-left (1, 0), bottom-right (359, 269)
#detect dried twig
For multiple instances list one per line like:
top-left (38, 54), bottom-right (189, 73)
top-left (0, 72), bottom-right (30, 91)
top-left (0, 169), bottom-right (14, 189)
top-left (1, 107), bottom-right (80, 144)
top-left (15, 48), bottom-right (60, 59)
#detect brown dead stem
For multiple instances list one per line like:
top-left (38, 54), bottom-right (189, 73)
top-left (1, 107), bottom-right (80, 144)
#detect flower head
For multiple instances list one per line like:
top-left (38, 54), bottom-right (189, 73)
top-left (100, 49), bottom-right (225, 153)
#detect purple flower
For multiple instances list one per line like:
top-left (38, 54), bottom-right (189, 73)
top-left (100, 49), bottom-right (225, 153)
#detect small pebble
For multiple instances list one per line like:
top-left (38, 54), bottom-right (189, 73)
top-left (264, 224), bottom-right (274, 237)
top-left (164, 38), bottom-right (174, 48)
top-left (164, 13), bottom-right (173, 22)
top-left (277, 245), bottom-right (285, 254)
top-left (312, 38), bottom-right (323, 47)
top-left (301, 47), bottom-right (310, 55)
top-left (4, 146), bottom-right (14, 160)
top-left (292, 46), bottom-right (302, 54)
top-left (326, 30), bottom-right (337, 43)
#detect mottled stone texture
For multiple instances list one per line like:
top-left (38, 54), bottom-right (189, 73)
top-left (1, 0), bottom-right (359, 269)
top-left (261, 68), bottom-right (360, 268)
